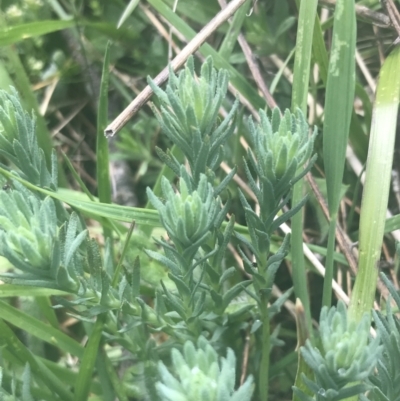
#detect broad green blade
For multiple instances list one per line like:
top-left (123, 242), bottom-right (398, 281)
top-left (218, 0), bottom-right (251, 60)
top-left (291, 1), bottom-right (318, 399)
top-left (323, 0), bottom-right (356, 217)
top-left (117, 0), bottom-right (141, 28)
top-left (0, 300), bottom-right (83, 357)
top-left (0, 285), bottom-right (68, 298)
top-left (292, 0), bottom-right (318, 113)
top-left (321, 0), bottom-right (356, 308)
top-left (97, 41), bottom-right (112, 216)
top-left (74, 314), bottom-right (107, 401)
top-left (385, 214), bottom-right (400, 233)
top-left (0, 165), bottom-right (161, 226)
top-left (0, 20), bottom-right (75, 46)
top-left (349, 45), bottom-right (400, 322)
top-left (0, 320), bottom-right (74, 401)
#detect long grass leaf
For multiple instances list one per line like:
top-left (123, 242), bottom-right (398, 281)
top-left (291, 1), bottom-right (318, 399)
top-left (349, 45), bottom-right (400, 322)
top-left (291, 0), bottom-right (318, 328)
top-left (41, 358), bottom-right (102, 395)
top-left (322, 0), bottom-right (356, 307)
top-left (74, 314), bottom-right (107, 401)
top-left (292, 0), bottom-right (318, 113)
top-left (97, 41), bottom-right (112, 206)
top-left (323, 0), bottom-right (356, 216)
top-left (117, 0), bottom-right (141, 29)
top-left (0, 285), bottom-right (68, 297)
top-left (218, 0), bottom-right (251, 60)
top-left (0, 20), bottom-right (75, 46)
top-left (0, 320), bottom-right (74, 401)
top-left (0, 300), bottom-right (83, 357)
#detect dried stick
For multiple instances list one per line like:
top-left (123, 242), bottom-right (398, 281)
top-left (381, 0), bottom-right (400, 38)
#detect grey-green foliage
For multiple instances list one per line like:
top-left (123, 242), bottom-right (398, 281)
top-left (148, 56), bottom-right (238, 185)
top-left (146, 61), bottom-right (257, 343)
top-left (156, 337), bottom-right (254, 401)
top-left (0, 87), bottom-right (58, 190)
top-left (146, 59), bottom-right (317, 355)
top-left (293, 301), bottom-right (382, 401)
top-left (0, 186), bottom-right (122, 313)
top-left (146, 167), bottom-right (251, 339)
top-left (244, 108), bottom-right (317, 229)
top-left (236, 108), bottom-right (317, 305)
top-left (0, 189), bottom-right (57, 271)
top-left (147, 171), bottom-right (221, 252)
top-left (362, 273), bottom-right (400, 401)
top-left (0, 89), bottom-right (124, 317)
top-left (0, 180), bottom-right (79, 289)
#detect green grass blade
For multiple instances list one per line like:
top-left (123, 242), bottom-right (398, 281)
top-left (61, 151), bottom-right (96, 201)
top-left (117, 0), bottom-right (141, 29)
top-left (41, 358), bottom-right (102, 395)
top-left (74, 314), bottom-right (107, 401)
top-left (0, 285), bottom-right (68, 297)
top-left (0, 300), bottom-right (84, 357)
top-left (270, 48), bottom-right (295, 94)
top-left (291, 1), bottom-right (318, 399)
top-left (322, 0), bottom-right (356, 217)
top-left (0, 20), bottom-right (75, 46)
top-left (98, 351), bottom-right (129, 401)
top-left (292, 0), bottom-right (318, 112)
top-left (321, 0), bottom-right (356, 308)
top-left (349, 45), bottom-right (400, 322)
top-left (97, 41), bottom-right (112, 206)
top-left (385, 214), bottom-right (400, 232)
top-left (0, 320), bottom-right (74, 401)
top-left (218, 0), bottom-right (251, 60)
top-left (112, 221), bottom-right (135, 287)
top-left (61, 152), bottom-right (126, 237)
top-left (291, 0), bottom-right (318, 336)
top-left (0, 165), bottom-right (260, 240)
top-left (35, 296), bottom-right (59, 329)
top-left (0, 359), bottom-right (57, 401)
top-left (311, 14), bottom-right (329, 86)
top-left (0, 166), bottom-right (161, 226)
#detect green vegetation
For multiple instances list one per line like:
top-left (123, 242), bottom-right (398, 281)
top-left (0, 0), bottom-right (400, 400)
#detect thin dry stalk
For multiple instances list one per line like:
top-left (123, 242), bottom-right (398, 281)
top-left (381, 0), bottom-right (400, 37)
top-left (240, 330), bottom-right (251, 385)
top-left (305, 173), bottom-right (359, 275)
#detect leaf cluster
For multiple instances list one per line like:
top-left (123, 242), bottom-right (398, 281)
top-left (0, 88), bottom-right (58, 191)
top-left (156, 336), bottom-right (254, 401)
top-left (294, 301), bottom-right (382, 401)
top-left (148, 56), bottom-right (238, 185)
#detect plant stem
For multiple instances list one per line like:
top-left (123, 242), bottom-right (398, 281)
top-left (256, 250), bottom-right (271, 401)
top-left (259, 299), bottom-right (271, 401)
